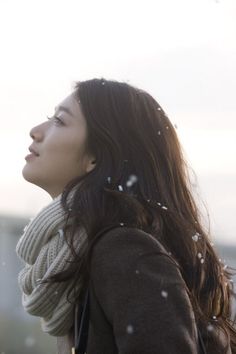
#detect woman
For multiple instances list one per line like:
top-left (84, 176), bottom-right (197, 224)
top-left (16, 78), bottom-right (236, 353)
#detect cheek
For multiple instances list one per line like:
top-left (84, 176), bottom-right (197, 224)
top-left (46, 137), bottom-right (86, 172)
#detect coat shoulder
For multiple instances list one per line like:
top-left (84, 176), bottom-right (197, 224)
top-left (88, 226), bottom-right (199, 354)
top-left (91, 226), bottom-right (169, 263)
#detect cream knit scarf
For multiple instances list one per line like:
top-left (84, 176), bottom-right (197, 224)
top-left (16, 193), bottom-right (87, 336)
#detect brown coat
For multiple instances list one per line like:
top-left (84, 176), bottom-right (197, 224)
top-left (57, 226), bottom-right (231, 354)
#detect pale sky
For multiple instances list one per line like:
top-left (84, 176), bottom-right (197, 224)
top-left (0, 0), bottom-right (235, 244)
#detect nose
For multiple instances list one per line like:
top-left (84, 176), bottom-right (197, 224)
top-left (30, 123), bottom-right (44, 141)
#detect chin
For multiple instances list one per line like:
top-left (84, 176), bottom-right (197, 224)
top-left (22, 164), bottom-right (40, 186)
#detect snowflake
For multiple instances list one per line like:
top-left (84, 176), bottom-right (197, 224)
top-left (161, 290), bottom-right (168, 298)
top-left (126, 325), bottom-right (134, 334)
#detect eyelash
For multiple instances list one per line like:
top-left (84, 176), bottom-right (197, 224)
top-left (46, 115), bottom-right (64, 125)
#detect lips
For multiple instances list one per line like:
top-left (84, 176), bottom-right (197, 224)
top-left (29, 146), bottom-right (39, 156)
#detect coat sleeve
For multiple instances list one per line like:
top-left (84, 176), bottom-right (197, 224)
top-left (90, 227), bottom-right (199, 354)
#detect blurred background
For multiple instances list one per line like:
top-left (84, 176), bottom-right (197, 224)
top-left (0, 0), bottom-right (235, 352)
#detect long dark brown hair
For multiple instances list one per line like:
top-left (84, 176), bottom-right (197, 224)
top-left (47, 78), bottom-right (236, 352)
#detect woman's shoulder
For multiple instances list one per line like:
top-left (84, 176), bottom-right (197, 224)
top-left (90, 226), bottom-right (181, 286)
top-left (91, 226), bottom-right (168, 259)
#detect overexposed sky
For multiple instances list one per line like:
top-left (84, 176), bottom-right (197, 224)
top-left (0, 0), bottom-right (235, 244)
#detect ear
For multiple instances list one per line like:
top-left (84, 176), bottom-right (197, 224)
top-left (86, 159), bottom-right (96, 173)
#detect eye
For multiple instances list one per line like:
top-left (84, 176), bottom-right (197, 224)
top-left (46, 115), bottom-right (64, 126)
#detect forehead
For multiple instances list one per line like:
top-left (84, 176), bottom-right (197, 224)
top-left (55, 92), bottom-right (81, 118)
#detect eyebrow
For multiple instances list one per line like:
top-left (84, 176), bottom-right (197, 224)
top-left (55, 105), bottom-right (74, 117)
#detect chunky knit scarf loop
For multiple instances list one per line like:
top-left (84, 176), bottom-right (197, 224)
top-left (16, 194), bottom-right (86, 336)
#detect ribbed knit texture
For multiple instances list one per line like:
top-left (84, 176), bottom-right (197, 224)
top-left (16, 193), bottom-right (86, 336)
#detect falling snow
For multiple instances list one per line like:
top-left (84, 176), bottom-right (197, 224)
top-left (192, 232), bottom-right (200, 242)
top-left (118, 185), bottom-right (123, 191)
top-left (161, 206), bottom-right (168, 210)
top-left (24, 336), bottom-right (36, 347)
top-left (58, 229), bottom-right (64, 238)
top-left (158, 131), bottom-right (161, 135)
top-left (197, 253), bottom-right (202, 259)
top-left (120, 223), bottom-right (124, 226)
top-left (207, 324), bottom-right (214, 332)
top-left (107, 176), bottom-right (111, 183)
top-left (161, 290), bottom-right (168, 298)
top-left (192, 234), bottom-right (199, 242)
top-left (126, 325), bottom-right (134, 334)
top-left (126, 174), bottom-right (138, 187)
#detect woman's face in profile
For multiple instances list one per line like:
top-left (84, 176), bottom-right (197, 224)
top-left (22, 92), bottom-right (95, 198)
